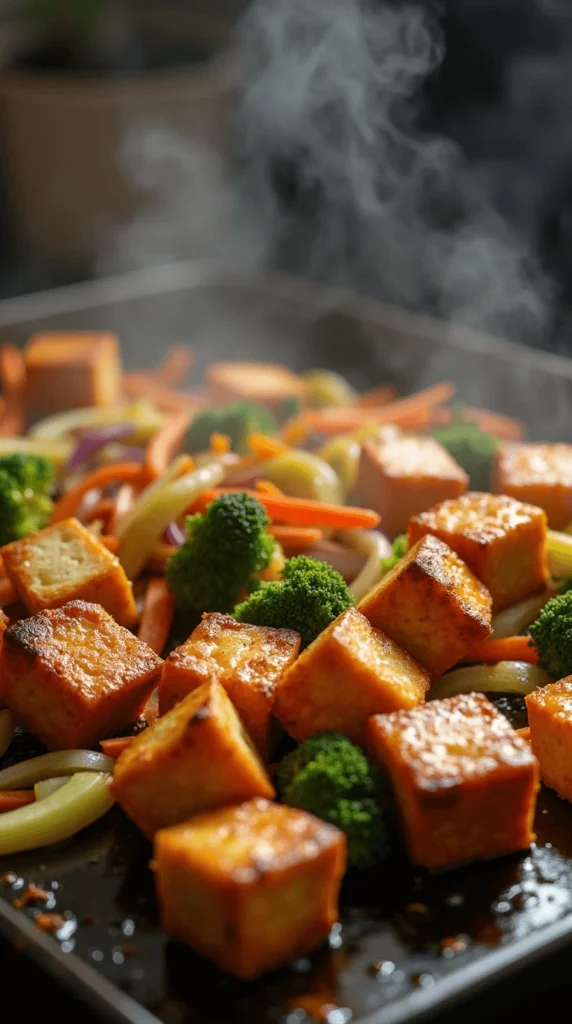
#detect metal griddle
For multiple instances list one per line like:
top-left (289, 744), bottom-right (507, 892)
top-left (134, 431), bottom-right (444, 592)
top-left (1, 261), bottom-right (572, 1024)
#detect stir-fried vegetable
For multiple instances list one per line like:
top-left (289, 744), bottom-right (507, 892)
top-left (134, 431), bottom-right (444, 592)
top-left (185, 402), bottom-right (277, 456)
top-left (0, 750), bottom-right (113, 790)
top-left (492, 592), bottom-right (552, 638)
top-left (529, 589), bottom-right (572, 679)
top-left (547, 530), bottom-right (572, 581)
top-left (262, 450), bottom-right (342, 504)
top-left (30, 400), bottom-right (165, 444)
top-left (380, 534), bottom-right (407, 576)
top-left (429, 661), bottom-right (552, 700)
top-left (336, 528), bottom-right (391, 602)
top-left (0, 453), bottom-right (56, 545)
top-left (0, 772), bottom-right (114, 855)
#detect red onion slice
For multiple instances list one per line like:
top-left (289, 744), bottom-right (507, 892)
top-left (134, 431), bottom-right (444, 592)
top-left (66, 424), bottom-right (134, 473)
top-left (165, 521), bottom-right (186, 547)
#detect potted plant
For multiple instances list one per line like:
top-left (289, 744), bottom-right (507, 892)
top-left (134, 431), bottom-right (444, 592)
top-left (0, 0), bottom-right (241, 270)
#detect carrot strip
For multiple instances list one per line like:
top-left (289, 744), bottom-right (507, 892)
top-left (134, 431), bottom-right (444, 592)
top-left (288, 382), bottom-right (455, 436)
top-left (85, 497), bottom-right (114, 527)
top-left (0, 344), bottom-right (26, 436)
top-left (356, 384), bottom-right (398, 408)
top-left (100, 535), bottom-right (120, 554)
top-left (155, 346), bottom-right (194, 386)
top-left (100, 737), bottom-right (133, 759)
top-left (0, 577), bottom-right (16, 606)
top-left (138, 577), bottom-right (175, 655)
top-left (459, 636), bottom-right (539, 665)
top-left (247, 433), bottom-right (291, 460)
top-left (51, 462), bottom-right (150, 523)
top-left (268, 525), bottom-right (323, 550)
top-left (145, 410), bottom-right (193, 478)
top-left (0, 790), bottom-right (35, 813)
top-left (210, 432), bottom-right (231, 454)
top-left (191, 488), bottom-right (380, 529)
top-left (256, 479), bottom-right (284, 496)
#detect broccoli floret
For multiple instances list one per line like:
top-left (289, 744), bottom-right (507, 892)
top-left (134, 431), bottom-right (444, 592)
top-left (431, 417), bottom-right (499, 491)
top-left (0, 454), bottom-right (56, 547)
top-left (184, 401), bottom-right (277, 455)
top-left (166, 492), bottom-right (275, 612)
top-left (277, 732), bottom-right (389, 868)
top-left (529, 590), bottom-right (572, 678)
top-left (234, 554), bottom-right (354, 648)
top-left (380, 534), bottom-right (407, 576)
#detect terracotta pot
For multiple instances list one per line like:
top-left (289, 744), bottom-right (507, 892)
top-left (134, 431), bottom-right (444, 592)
top-left (0, 13), bottom-right (237, 270)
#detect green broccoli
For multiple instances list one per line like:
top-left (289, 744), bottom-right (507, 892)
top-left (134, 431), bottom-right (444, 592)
top-left (184, 401), bottom-right (277, 456)
top-left (234, 554), bottom-right (354, 648)
top-left (0, 454), bottom-right (56, 547)
top-left (529, 590), bottom-right (572, 678)
top-left (166, 492), bottom-right (275, 612)
top-left (277, 732), bottom-right (389, 868)
top-left (380, 534), bottom-right (407, 576)
top-left (431, 409), bottom-right (499, 490)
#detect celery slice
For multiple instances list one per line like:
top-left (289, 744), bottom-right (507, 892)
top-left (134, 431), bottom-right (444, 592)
top-left (0, 772), bottom-right (114, 855)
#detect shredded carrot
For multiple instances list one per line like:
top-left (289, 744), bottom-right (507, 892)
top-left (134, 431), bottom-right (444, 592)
top-left (256, 479), bottom-right (284, 496)
top-left (138, 577), bottom-right (175, 655)
top-left (0, 344), bottom-right (26, 436)
top-left (0, 577), bottom-right (16, 606)
top-left (287, 382), bottom-right (455, 436)
top-left (459, 635), bottom-right (539, 665)
top-left (191, 488), bottom-right (380, 529)
top-left (356, 384), bottom-right (398, 408)
top-left (268, 525), bottom-right (323, 550)
top-left (155, 346), bottom-right (195, 386)
top-left (145, 409), bottom-right (193, 477)
top-left (0, 790), bottom-right (35, 813)
top-left (247, 433), bottom-right (291, 460)
top-left (100, 737), bottom-right (133, 759)
top-left (210, 432), bottom-right (231, 455)
top-left (100, 535), bottom-right (120, 554)
top-left (517, 726), bottom-right (531, 743)
top-left (85, 497), bottom-right (114, 527)
top-left (51, 462), bottom-right (150, 523)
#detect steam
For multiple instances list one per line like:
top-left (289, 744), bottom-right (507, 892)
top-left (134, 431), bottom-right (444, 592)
top-left (101, 0), bottom-right (554, 346)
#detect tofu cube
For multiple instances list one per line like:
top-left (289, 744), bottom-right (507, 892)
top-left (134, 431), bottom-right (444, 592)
top-left (205, 361), bottom-right (305, 413)
top-left (357, 435), bottom-right (468, 538)
top-left (24, 331), bottom-right (122, 418)
top-left (494, 443), bottom-right (572, 531)
top-left (274, 607), bottom-right (430, 745)
top-left (526, 679), bottom-right (572, 800)
top-left (407, 492), bottom-right (547, 611)
top-left (154, 798), bottom-right (346, 978)
top-left (0, 600), bottom-right (162, 750)
top-left (159, 613), bottom-right (301, 756)
top-left (367, 693), bottom-right (539, 870)
top-left (110, 680), bottom-right (274, 838)
top-left (1, 517), bottom-right (136, 626)
top-left (358, 534), bottom-right (492, 679)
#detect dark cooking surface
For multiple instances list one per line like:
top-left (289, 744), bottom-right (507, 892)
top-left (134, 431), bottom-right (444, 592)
top-left (2, 695), bottom-right (572, 1024)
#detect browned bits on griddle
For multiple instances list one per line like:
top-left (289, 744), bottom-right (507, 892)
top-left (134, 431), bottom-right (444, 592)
top-left (34, 912), bottom-right (65, 934)
top-left (13, 883), bottom-right (49, 909)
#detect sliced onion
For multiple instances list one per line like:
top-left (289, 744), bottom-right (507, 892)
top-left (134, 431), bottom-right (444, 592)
top-left (307, 538), bottom-right (366, 581)
top-left (165, 521), bottom-right (186, 547)
top-left (0, 711), bottom-right (14, 759)
top-left (66, 423), bottom-right (134, 473)
top-left (0, 750), bottom-right (113, 790)
top-left (492, 592), bottom-right (551, 638)
top-left (548, 530), bottom-right (572, 580)
top-left (0, 772), bottom-right (114, 855)
top-left (429, 661), bottom-right (552, 701)
top-left (35, 777), bottom-right (68, 801)
top-left (337, 528), bottom-right (392, 602)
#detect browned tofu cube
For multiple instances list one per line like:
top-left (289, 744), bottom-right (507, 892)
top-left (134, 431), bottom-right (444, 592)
top-left (24, 331), bottom-right (122, 418)
top-left (154, 798), bottom-right (346, 978)
top-left (367, 693), bottom-right (539, 870)
top-left (1, 517), bottom-right (136, 626)
top-left (205, 361), bottom-right (305, 413)
top-left (407, 492), bottom-right (547, 611)
top-left (274, 607), bottom-right (430, 745)
top-left (526, 679), bottom-right (572, 800)
top-left (494, 443), bottom-right (572, 531)
top-left (0, 600), bottom-right (162, 750)
top-left (110, 680), bottom-right (274, 838)
top-left (358, 534), bottom-right (492, 679)
top-left (159, 613), bottom-right (301, 756)
top-left (356, 435), bottom-right (468, 538)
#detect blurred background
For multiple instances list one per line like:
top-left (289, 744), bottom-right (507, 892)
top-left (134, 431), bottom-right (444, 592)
top-left (0, 0), bottom-right (570, 352)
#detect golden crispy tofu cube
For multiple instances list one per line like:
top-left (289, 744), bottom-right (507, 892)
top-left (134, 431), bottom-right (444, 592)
top-left (494, 443), bottom-right (572, 531)
top-left (274, 607), bottom-right (430, 745)
top-left (24, 331), bottom-right (122, 418)
top-left (154, 798), bottom-right (346, 978)
top-left (357, 435), bottom-right (468, 538)
top-left (0, 600), bottom-right (162, 750)
top-left (358, 534), bottom-right (492, 679)
top-left (159, 613), bottom-right (301, 756)
top-left (367, 693), bottom-right (539, 870)
top-left (205, 361), bottom-right (305, 413)
top-left (407, 492), bottom-right (547, 612)
top-left (526, 679), bottom-right (572, 800)
top-left (110, 680), bottom-right (274, 838)
top-left (1, 517), bottom-right (136, 626)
